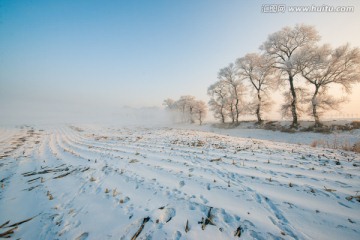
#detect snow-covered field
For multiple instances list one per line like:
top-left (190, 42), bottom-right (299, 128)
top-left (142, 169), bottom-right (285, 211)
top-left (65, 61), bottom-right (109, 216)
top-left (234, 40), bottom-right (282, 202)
top-left (0, 124), bottom-right (359, 239)
top-left (184, 121), bottom-right (360, 146)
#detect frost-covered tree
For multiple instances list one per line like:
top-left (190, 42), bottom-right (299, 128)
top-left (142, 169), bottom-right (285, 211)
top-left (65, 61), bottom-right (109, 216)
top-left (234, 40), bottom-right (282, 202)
top-left (295, 44), bottom-right (360, 126)
top-left (207, 80), bottom-right (230, 123)
top-left (236, 53), bottom-right (276, 123)
top-left (261, 24), bottom-right (320, 128)
top-left (163, 98), bottom-right (180, 122)
top-left (217, 63), bottom-right (245, 123)
top-left (193, 100), bottom-right (207, 125)
top-left (175, 95), bottom-right (196, 123)
top-left (163, 98), bottom-right (176, 110)
top-left (163, 96), bottom-right (207, 124)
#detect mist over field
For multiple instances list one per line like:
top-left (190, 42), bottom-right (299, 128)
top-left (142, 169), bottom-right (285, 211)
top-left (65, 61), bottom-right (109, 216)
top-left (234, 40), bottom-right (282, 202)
top-left (0, 100), bottom-right (170, 126)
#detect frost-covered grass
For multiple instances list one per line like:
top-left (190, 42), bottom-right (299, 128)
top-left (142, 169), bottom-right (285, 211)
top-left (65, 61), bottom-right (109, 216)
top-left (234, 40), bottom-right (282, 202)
top-left (0, 124), bottom-right (359, 239)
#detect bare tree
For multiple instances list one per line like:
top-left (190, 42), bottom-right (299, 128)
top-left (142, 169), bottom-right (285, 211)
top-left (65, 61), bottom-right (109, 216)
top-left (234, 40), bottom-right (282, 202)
top-left (296, 43), bottom-right (360, 126)
top-left (176, 95), bottom-right (196, 123)
top-left (207, 80), bottom-right (230, 123)
top-left (163, 98), bottom-right (182, 123)
top-left (218, 63), bottom-right (245, 124)
top-left (236, 53), bottom-right (276, 123)
top-left (227, 98), bottom-right (236, 123)
top-left (194, 100), bottom-right (207, 125)
top-left (261, 24), bottom-right (320, 128)
top-left (163, 98), bottom-right (176, 110)
top-left (163, 96), bottom-right (207, 124)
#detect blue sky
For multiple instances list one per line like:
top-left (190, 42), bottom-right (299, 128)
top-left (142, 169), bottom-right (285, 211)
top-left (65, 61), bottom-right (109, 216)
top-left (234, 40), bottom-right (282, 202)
top-left (1, 0), bottom-right (359, 123)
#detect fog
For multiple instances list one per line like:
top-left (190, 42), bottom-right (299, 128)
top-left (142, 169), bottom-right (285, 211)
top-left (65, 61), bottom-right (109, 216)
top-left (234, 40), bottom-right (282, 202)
top-left (0, 99), bottom-right (172, 127)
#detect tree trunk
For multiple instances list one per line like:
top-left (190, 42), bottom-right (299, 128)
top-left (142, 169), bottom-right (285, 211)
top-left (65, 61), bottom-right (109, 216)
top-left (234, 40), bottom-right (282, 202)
top-left (189, 106), bottom-right (194, 123)
top-left (289, 74), bottom-right (298, 128)
top-left (182, 105), bottom-right (186, 123)
top-left (220, 105), bottom-right (225, 123)
top-left (235, 99), bottom-right (239, 124)
top-left (256, 91), bottom-right (262, 123)
top-left (233, 85), bottom-right (239, 124)
top-left (230, 104), bottom-right (235, 123)
top-left (220, 95), bottom-right (225, 124)
top-left (312, 86), bottom-right (321, 127)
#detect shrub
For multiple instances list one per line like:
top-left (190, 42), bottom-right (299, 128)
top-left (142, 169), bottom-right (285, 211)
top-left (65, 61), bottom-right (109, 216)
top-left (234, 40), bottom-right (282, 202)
top-left (280, 127), bottom-right (296, 133)
top-left (300, 126), bottom-right (314, 132)
top-left (341, 140), bottom-right (353, 151)
top-left (264, 121), bottom-right (279, 131)
top-left (350, 121), bottom-right (360, 129)
top-left (311, 140), bottom-right (324, 148)
top-left (353, 141), bottom-right (360, 153)
top-left (314, 126), bottom-right (331, 133)
top-left (311, 137), bottom-right (359, 153)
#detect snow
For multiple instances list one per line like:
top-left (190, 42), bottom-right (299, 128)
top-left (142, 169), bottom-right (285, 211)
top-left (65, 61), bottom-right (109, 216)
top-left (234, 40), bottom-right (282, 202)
top-left (0, 124), bottom-right (359, 239)
top-left (181, 121), bottom-right (360, 146)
